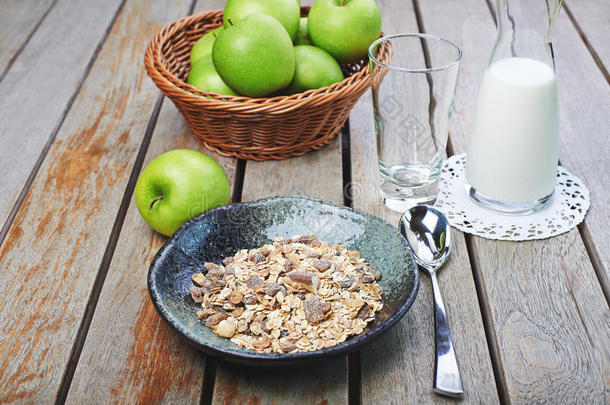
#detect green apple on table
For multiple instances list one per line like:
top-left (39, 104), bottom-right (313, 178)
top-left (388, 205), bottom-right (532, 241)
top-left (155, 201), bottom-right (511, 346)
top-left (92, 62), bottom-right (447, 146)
top-left (308, 0), bottom-right (381, 63)
top-left (135, 149), bottom-right (230, 236)
top-left (213, 14), bottom-right (295, 97)
top-left (294, 17), bottom-right (313, 45)
top-left (187, 53), bottom-right (238, 96)
top-left (190, 26), bottom-right (224, 65)
top-left (223, 0), bottom-right (300, 40)
top-left (285, 45), bottom-right (343, 94)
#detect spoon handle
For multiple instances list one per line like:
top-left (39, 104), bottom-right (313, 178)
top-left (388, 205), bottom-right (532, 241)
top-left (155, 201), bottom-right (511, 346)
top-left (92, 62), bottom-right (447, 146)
top-left (430, 271), bottom-right (464, 397)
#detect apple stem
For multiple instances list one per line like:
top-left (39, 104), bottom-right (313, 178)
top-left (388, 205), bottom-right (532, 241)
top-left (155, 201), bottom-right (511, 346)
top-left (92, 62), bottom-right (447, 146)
top-left (149, 195), bottom-right (164, 211)
top-left (227, 18), bottom-right (234, 26)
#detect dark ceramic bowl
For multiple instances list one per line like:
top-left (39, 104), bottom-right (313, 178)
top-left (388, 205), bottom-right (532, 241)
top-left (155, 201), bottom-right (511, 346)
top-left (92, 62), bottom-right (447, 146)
top-left (148, 196), bottom-right (418, 366)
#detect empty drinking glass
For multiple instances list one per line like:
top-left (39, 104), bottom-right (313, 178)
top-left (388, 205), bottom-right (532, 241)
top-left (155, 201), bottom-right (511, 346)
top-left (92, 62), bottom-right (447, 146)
top-left (369, 34), bottom-right (461, 212)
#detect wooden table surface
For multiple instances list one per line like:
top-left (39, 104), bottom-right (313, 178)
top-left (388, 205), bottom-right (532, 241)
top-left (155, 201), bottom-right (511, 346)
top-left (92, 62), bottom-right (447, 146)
top-left (1, 0), bottom-right (608, 403)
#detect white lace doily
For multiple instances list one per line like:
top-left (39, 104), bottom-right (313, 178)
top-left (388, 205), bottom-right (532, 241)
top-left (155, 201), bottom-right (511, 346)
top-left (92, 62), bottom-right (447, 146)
top-left (434, 154), bottom-right (590, 241)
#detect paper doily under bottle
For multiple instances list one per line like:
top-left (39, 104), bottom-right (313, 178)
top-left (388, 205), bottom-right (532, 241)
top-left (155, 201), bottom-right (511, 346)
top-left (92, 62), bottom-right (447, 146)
top-left (434, 154), bottom-right (590, 241)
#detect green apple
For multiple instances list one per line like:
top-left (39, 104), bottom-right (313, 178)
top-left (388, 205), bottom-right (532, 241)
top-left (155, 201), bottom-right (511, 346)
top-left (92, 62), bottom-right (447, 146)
top-left (135, 149), bottom-right (230, 236)
top-left (294, 17), bottom-right (312, 45)
top-left (285, 45), bottom-right (344, 94)
top-left (190, 26), bottom-right (224, 65)
top-left (223, 0), bottom-right (300, 40)
top-left (187, 53), bottom-right (238, 96)
top-left (213, 15), bottom-right (295, 97)
top-left (308, 0), bottom-right (381, 63)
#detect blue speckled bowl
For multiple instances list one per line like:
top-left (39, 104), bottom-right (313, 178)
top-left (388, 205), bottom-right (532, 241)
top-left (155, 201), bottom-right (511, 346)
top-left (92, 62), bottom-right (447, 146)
top-left (148, 196), bottom-right (418, 366)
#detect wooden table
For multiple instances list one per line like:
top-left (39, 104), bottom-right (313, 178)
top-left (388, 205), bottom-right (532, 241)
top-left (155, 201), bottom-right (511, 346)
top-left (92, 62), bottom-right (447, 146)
top-left (1, 0), bottom-right (608, 403)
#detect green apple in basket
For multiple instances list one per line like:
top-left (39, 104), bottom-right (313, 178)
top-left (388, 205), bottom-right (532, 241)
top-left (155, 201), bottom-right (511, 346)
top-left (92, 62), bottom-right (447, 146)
top-left (135, 150), bottom-right (230, 237)
top-left (294, 17), bottom-right (313, 45)
top-left (190, 26), bottom-right (224, 65)
top-left (285, 45), bottom-right (344, 94)
top-left (308, 0), bottom-right (382, 63)
top-left (187, 53), bottom-right (238, 96)
top-left (213, 14), bottom-right (295, 97)
top-left (223, 0), bottom-right (301, 40)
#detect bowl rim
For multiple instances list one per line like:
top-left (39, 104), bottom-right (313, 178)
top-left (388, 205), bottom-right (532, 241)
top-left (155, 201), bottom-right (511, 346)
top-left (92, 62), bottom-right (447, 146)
top-left (147, 195), bottom-right (419, 362)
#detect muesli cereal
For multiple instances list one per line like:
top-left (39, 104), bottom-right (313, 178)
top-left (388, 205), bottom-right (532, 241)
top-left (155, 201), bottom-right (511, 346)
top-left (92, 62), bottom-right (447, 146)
top-left (189, 235), bottom-right (383, 353)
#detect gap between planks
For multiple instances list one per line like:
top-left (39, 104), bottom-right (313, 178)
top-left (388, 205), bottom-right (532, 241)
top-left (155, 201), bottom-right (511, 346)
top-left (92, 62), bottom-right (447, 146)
top-left (348, 352), bottom-right (361, 405)
top-left (231, 160), bottom-right (247, 204)
top-left (484, 0), bottom-right (497, 26)
top-left (0, 0), bottom-right (59, 83)
top-left (199, 159), bottom-right (247, 405)
top-left (200, 356), bottom-right (218, 405)
top-left (341, 120), bottom-right (362, 405)
top-left (577, 223), bottom-right (610, 305)
top-left (563, 2), bottom-right (610, 84)
top-left (0, 0), bottom-right (127, 256)
top-left (341, 122), bottom-right (354, 208)
top-left (54, 94), bottom-right (165, 404)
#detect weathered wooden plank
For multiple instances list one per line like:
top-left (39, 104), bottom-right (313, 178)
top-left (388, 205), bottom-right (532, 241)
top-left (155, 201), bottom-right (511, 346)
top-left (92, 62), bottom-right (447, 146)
top-left (564, 0), bottom-right (610, 72)
top-left (551, 8), bottom-right (610, 294)
top-left (239, 138), bottom-right (344, 203)
top-left (350, 1), bottom-right (499, 403)
top-left (66, 101), bottom-right (237, 403)
top-left (0, 0), bottom-right (55, 76)
top-left (0, 0), bottom-right (193, 402)
top-left (212, 136), bottom-right (349, 405)
top-left (420, 0), bottom-right (610, 402)
top-left (0, 0), bottom-right (123, 230)
top-left (67, 1), bottom-right (236, 401)
top-left (471, 232), bottom-right (609, 404)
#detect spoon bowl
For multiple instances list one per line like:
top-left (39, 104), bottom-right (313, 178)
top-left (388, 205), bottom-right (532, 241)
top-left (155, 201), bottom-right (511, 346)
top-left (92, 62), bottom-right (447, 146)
top-left (399, 206), bottom-right (464, 397)
top-left (399, 206), bottom-right (451, 271)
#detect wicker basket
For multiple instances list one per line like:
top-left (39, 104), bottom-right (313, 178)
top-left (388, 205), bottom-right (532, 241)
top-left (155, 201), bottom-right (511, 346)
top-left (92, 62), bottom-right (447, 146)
top-left (145, 8), bottom-right (391, 161)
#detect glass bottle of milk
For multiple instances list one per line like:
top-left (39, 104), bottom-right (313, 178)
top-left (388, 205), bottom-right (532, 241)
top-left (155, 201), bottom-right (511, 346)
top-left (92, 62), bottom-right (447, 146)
top-left (466, 0), bottom-right (563, 214)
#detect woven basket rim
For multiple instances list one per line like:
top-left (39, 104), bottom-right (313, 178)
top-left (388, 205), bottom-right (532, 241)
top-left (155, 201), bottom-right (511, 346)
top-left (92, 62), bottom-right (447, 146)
top-left (144, 8), bottom-right (391, 113)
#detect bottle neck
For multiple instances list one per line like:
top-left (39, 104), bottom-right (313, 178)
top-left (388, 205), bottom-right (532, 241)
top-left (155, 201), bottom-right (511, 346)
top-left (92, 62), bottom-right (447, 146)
top-left (490, 0), bottom-right (562, 71)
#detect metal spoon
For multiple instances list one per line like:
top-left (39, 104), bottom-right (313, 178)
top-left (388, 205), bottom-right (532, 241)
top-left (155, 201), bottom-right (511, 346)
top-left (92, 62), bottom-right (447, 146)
top-left (399, 206), bottom-right (464, 397)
